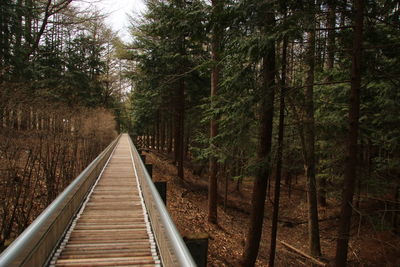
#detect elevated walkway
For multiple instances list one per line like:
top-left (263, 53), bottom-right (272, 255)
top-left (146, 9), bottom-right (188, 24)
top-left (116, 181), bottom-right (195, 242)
top-left (50, 135), bottom-right (159, 266)
top-left (0, 134), bottom-right (195, 267)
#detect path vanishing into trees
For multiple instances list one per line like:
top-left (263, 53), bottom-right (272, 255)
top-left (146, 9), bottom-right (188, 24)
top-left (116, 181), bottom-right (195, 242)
top-left (0, 134), bottom-right (195, 267)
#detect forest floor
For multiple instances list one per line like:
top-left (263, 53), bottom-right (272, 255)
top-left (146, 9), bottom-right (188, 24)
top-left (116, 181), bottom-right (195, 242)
top-left (144, 150), bottom-right (400, 267)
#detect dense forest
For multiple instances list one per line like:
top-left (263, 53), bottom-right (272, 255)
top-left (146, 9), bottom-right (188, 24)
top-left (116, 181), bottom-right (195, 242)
top-left (126, 0), bottom-right (400, 266)
top-left (1, 0), bottom-right (399, 266)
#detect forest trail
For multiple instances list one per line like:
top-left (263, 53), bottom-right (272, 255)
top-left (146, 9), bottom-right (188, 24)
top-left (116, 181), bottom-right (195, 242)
top-left (50, 134), bottom-right (160, 266)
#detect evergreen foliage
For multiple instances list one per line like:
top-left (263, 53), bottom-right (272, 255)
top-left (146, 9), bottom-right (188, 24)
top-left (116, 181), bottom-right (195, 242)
top-left (126, 0), bottom-right (400, 265)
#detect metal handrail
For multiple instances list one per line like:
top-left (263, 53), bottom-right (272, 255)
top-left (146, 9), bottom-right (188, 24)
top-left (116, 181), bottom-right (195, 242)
top-left (128, 135), bottom-right (196, 267)
top-left (0, 135), bottom-right (120, 267)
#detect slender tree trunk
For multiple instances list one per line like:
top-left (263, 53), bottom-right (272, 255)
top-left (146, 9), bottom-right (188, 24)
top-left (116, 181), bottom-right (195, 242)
top-left (174, 101), bottom-right (180, 163)
top-left (326, 0), bottom-right (336, 72)
top-left (335, 0), bottom-right (364, 265)
top-left (25, 0), bottom-right (33, 48)
top-left (14, 0), bottom-right (23, 77)
top-left (173, 0), bottom-right (185, 180)
top-left (0, 1), bottom-right (7, 65)
top-left (319, 0), bottom-right (336, 207)
top-left (303, 10), bottom-right (322, 257)
top-left (151, 125), bottom-right (155, 149)
top-left (175, 78), bottom-right (185, 180)
top-left (224, 165), bottom-right (228, 211)
top-left (356, 142), bottom-right (366, 209)
top-left (340, 0), bottom-right (347, 28)
top-left (160, 114), bottom-right (165, 152)
top-left (241, 7), bottom-right (276, 267)
top-left (168, 114), bottom-right (173, 153)
top-left (269, 34), bottom-right (288, 267)
top-left (12, 109), bottom-right (18, 129)
top-left (184, 128), bottom-right (189, 159)
top-left (394, 185), bottom-right (400, 235)
top-left (156, 112), bottom-right (160, 150)
top-left (208, 0), bottom-right (223, 224)
top-left (145, 130), bottom-right (149, 148)
top-left (0, 107), bottom-right (4, 128)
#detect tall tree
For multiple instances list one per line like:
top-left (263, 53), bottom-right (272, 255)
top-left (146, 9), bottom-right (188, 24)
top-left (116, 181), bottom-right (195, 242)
top-left (175, 70), bottom-right (185, 180)
top-left (269, 32), bottom-right (288, 267)
top-left (208, 0), bottom-right (224, 224)
top-left (318, 0), bottom-right (337, 207)
top-left (303, 1), bottom-right (321, 257)
top-left (241, 3), bottom-right (276, 266)
top-left (335, 0), bottom-right (365, 265)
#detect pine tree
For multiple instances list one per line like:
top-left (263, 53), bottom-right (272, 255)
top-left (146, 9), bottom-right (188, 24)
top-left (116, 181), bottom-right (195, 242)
top-left (208, 0), bottom-right (224, 224)
top-left (335, 0), bottom-right (365, 265)
top-left (242, 1), bottom-right (276, 265)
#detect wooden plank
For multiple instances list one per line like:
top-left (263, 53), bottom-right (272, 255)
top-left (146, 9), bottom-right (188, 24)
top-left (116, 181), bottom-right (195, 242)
top-left (61, 246), bottom-right (155, 253)
top-left (64, 241), bottom-right (155, 248)
top-left (55, 256), bottom-right (157, 266)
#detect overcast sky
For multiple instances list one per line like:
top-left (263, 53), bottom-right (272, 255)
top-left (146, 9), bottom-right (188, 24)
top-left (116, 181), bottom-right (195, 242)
top-left (75, 0), bottom-right (147, 41)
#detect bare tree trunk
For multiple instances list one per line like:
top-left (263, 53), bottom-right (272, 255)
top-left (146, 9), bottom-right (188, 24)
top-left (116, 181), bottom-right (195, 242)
top-left (156, 112), bottom-right (160, 150)
top-left (168, 114), bottom-right (173, 154)
top-left (145, 130), bottom-right (149, 148)
top-left (208, 0), bottom-right (223, 224)
top-left (175, 78), bottom-right (185, 180)
top-left (151, 125), bottom-right (156, 149)
top-left (25, 0), bottom-right (33, 48)
top-left (303, 10), bottom-right (321, 257)
top-left (174, 107), bottom-right (179, 162)
top-left (173, 0), bottom-right (185, 180)
top-left (241, 7), bottom-right (276, 266)
top-left (224, 164), bottom-right (228, 211)
top-left (394, 186), bottom-right (400, 235)
top-left (269, 33), bottom-right (288, 267)
top-left (14, 0), bottom-right (23, 76)
top-left (319, 0), bottom-right (336, 207)
top-left (335, 0), bottom-right (365, 265)
top-left (160, 114), bottom-right (165, 152)
top-left (184, 128), bottom-right (190, 159)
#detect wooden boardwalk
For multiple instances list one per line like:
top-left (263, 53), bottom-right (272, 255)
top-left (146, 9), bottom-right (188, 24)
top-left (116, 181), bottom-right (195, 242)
top-left (50, 134), bottom-right (160, 266)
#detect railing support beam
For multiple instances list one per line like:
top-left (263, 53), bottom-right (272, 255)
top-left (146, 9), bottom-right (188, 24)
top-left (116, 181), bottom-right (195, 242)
top-left (154, 181), bottom-right (167, 204)
top-left (183, 233), bottom-right (209, 267)
top-left (145, 164), bottom-right (153, 178)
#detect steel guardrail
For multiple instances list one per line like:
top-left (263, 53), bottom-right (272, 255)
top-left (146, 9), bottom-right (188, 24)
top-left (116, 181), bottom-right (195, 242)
top-left (128, 135), bottom-right (196, 267)
top-left (0, 135), bottom-right (121, 267)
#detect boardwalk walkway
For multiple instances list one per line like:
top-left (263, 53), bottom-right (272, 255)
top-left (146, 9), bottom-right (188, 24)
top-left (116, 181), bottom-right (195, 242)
top-left (50, 134), bottom-right (160, 266)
